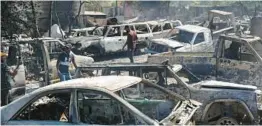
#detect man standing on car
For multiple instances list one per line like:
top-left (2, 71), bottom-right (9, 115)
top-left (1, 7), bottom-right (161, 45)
top-left (1, 52), bottom-right (17, 106)
top-left (122, 25), bottom-right (138, 63)
top-left (56, 44), bottom-right (77, 81)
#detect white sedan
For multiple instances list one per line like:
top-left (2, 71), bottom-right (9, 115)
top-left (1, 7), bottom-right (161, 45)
top-left (1, 76), bottom-right (200, 125)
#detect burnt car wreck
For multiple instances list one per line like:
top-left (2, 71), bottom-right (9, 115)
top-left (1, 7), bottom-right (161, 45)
top-left (73, 62), bottom-right (262, 125)
top-left (1, 76), bottom-right (200, 125)
top-left (2, 1), bottom-right (262, 125)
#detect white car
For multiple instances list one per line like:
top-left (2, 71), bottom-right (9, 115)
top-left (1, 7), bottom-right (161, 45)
top-left (1, 76), bottom-right (200, 125)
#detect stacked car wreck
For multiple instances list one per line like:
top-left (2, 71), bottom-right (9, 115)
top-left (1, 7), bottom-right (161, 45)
top-left (2, 3), bottom-right (262, 125)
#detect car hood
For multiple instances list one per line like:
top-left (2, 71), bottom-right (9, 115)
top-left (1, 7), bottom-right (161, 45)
top-left (151, 38), bottom-right (186, 49)
top-left (198, 80), bottom-right (257, 91)
top-left (65, 36), bottom-right (101, 48)
top-left (160, 99), bottom-right (201, 125)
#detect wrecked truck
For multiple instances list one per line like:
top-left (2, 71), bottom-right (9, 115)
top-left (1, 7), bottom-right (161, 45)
top-left (148, 33), bottom-right (262, 90)
top-left (73, 62), bottom-right (262, 125)
top-left (146, 21), bottom-right (235, 54)
top-left (146, 25), bottom-right (214, 54)
top-left (1, 76), bottom-right (200, 125)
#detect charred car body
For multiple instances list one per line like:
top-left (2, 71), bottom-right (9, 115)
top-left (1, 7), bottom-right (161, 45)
top-left (65, 23), bottom-right (153, 56)
top-left (148, 33), bottom-right (262, 90)
top-left (73, 62), bottom-right (262, 125)
top-left (1, 76), bottom-right (200, 125)
top-left (147, 20), bottom-right (183, 38)
top-left (146, 25), bottom-right (214, 54)
top-left (2, 38), bottom-right (94, 102)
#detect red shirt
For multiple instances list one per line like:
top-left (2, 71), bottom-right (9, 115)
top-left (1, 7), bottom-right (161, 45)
top-left (127, 30), bottom-right (138, 49)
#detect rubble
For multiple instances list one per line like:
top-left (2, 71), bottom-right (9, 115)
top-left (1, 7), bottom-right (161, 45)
top-left (2, 1), bottom-right (262, 125)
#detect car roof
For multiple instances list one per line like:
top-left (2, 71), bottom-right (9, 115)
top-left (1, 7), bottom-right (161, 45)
top-left (176, 25), bottom-right (209, 33)
top-left (209, 10), bottom-right (233, 16)
top-left (39, 76), bottom-right (142, 92)
top-left (220, 33), bottom-right (261, 43)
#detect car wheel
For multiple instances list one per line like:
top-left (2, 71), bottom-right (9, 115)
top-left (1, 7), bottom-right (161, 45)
top-left (216, 117), bottom-right (239, 125)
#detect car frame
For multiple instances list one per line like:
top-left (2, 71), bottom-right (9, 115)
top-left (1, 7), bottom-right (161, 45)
top-left (1, 76), bottom-right (200, 125)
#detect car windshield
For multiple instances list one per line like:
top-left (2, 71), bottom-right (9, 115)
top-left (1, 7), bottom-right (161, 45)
top-left (149, 42), bottom-right (169, 53)
top-left (250, 40), bottom-right (262, 58)
top-left (171, 30), bottom-right (194, 44)
top-left (119, 81), bottom-right (179, 122)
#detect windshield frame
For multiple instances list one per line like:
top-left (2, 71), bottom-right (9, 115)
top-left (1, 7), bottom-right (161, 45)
top-left (172, 29), bottom-right (195, 44)
top-left (118, 79), bottom-right (185, 122)
top-left (249, 39), bottom-right (262, 59)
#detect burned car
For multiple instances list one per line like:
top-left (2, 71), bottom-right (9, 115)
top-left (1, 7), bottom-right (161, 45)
top-left (148, 33), bottom-right (262, 90)
top-left (1, 76), bottom-right (200, 125)
top-left (65, 22), bottom-right (153, 56)
top-left (74, 62), bottom-right (262, 125)
top-left (146, 25), bottom-right (215, 54)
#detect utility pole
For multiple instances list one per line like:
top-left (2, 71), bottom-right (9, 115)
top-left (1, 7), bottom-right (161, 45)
top-left (49, 1), bottom-right (53, 37)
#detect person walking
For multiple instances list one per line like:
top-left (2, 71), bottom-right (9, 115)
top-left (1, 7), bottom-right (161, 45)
top-left (122, 25), bottom-right (138, 63)
top-left (1, 52), bottom-right (17, 106)
top-left (56, 44), bottom-right (77, 81)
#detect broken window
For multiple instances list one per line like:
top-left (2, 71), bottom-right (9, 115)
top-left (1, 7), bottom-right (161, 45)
top-left (76, 31), bottom-right (87, 36)
top-left (152, 25), bottom-right (161, 32)
top-left (149, 42), bottom-right (169, 53)
top-left (194, 32), bottom-right (205, 44)
top-left (222, 40), bottom-right (257, 62)
top-left (13, 91), bottom-right (71, 122)
top-left (163, 23), bottom-right (172, 30)
top-left (134, 24), bottom-right (149, 34)
top-left (172, 22), bottom-right (181, 27)
top-left (250, 40), bottom-right (262, 58)
top-left (107, 26), bottom-right (121, 37)
top-left (174, 30), bottom-right (194, 44)
top-left (77, 90), bottom-right (145, 125)
top-left (120, 82), bottom-right (177, 122)
top-left (45, 41), bottom-right (63, 59)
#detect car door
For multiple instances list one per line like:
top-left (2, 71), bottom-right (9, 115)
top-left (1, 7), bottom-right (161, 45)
top-left (216, 39), bottom-right (262, 87)
top-left (76, 89), bottom-right (152, 125)
top-left (161, 22), bottom-right (173, 37)
top-left (6, 90), bottom-right (74, 125)
top-left (151, 24), bottom-right (162, 38)
top-left (191, 32), bottom-right (210, 52)
top-left (103, 26), bottom-right (125, 53)
top-left (134, 24), bottom-right (152, 49)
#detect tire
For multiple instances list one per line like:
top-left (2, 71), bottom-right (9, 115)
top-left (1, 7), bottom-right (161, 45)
top-left (216, 117), bottom-right (239, 125)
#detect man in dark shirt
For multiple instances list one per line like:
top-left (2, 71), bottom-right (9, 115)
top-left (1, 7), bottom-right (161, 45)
top-left (1, 52), bottom-right (17, 106)
top-left (122, 26), bottom-right (138, 63)
top-left (56, 44), bottom-right (77, 81)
